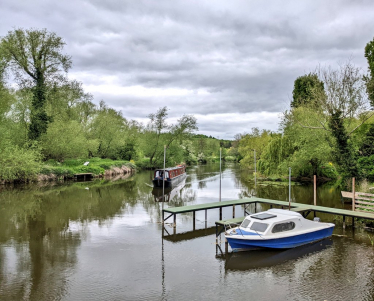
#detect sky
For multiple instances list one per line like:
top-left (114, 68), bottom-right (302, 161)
top-left (1, 0), bottom-right (374, 139)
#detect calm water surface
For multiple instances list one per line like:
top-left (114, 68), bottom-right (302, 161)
top-left (1, 164), bottom-right (374, 301)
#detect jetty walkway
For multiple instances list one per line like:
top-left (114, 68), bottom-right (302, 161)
top-left (162, 197), bottom-right (374, 233)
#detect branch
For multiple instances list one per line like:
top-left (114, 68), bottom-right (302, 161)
top-left (347, 111), bottom-right (374, 136)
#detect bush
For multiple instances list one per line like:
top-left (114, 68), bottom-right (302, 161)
top-left (0, 145), bottom-right (42, 181)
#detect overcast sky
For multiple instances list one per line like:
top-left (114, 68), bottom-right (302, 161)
top-left (1, 0), bottom-right (374, 139)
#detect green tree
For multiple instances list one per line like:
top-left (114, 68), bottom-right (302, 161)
top-left (142, 107), bottom-right (197, 167)
top-left (238, 128), bottom-right (272, 169)
top-left (291, 73), bottom-right (324, 108)
top-left (365, 37), bottom-right (374, 106)
top-left (0, 28), bottom-right (71, 140)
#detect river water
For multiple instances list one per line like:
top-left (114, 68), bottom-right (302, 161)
top-left (1, 164), bottom-right (374, 301)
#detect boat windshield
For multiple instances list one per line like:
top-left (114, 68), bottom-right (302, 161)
top-left (250, 222), bottom-right (268, 233)
top-left (241, 219), bottom-right (251, 228)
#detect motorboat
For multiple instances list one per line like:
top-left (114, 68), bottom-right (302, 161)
top-left (225, 208), bottom-right (335, 252)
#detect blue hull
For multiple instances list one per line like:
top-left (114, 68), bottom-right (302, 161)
top-left (226, 226), bottom-right (334, 251)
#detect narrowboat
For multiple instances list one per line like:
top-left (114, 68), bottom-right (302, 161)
top-left (153, 165), bottom-right (186, 188)
top-left (225, 208), bottom-right (335, 252)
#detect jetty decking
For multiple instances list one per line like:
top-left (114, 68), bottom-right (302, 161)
top-left (162, 197), bottom-right (374, 232)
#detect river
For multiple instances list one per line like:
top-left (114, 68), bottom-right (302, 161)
top-left (1, 163), bottom-right (374, 300)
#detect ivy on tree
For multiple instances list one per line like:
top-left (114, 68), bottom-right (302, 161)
top-left (0, 28), bottom-right (71, 140)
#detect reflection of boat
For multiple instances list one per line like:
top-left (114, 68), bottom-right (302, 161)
top-left (153, 165), bottom-right (186, 188)
top-left (152, 177), bottom-right (186, 202)
top-left (219, 238), bottom-right (333, 270)
top-left (225, 209), bottom-right (335, 251)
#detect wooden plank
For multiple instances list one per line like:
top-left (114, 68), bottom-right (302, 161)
top-left (356, 192), bottom-right (374, 197)
top-left (355, 204), bottom-right (374, 211)
top-left (355, 209), bottom-right (374, 214)
top-left (163, 198), bottom-right (256, 213)
top-left (341, 191), bottom-right (354, 198)
top-left (355, 196), bottom-right (374, 202)
top-left (355, 200), bottom-right (374, 206)
top-left (215, 217), bottom-right (245, 226)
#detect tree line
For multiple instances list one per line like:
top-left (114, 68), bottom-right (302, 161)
top-left (0, 28), bottom-right (237, 182)
top-left (237, 36), bottom-right (374, 183)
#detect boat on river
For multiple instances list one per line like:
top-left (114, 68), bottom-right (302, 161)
top-left (225, 209), bottom-right (335, 252)
top-left (153, 165), bottom-right (186, 188)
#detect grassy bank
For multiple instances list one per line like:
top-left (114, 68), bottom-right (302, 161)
top-left (40, 158), bottom-right (136, 180)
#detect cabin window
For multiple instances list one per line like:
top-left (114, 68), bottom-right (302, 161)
top-left (241, 219), bottom-right (251, 228)
top-left (250, 222), bottom-right (268, 232)
top-left (271, 222), bottom-right (295, 233)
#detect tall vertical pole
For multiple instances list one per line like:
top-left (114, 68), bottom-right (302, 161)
top-left (254, 150), bottom-right (257, 189)
top-left (314, 175), bottom-right (317, 206)
top-left (163, 145), bottom-right (166, 202)
top-left (289, 167), bottom-right (291, 210)
top-left (219, 147), bottom-right (222, 202)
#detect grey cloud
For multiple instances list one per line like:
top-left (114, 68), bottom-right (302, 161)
top-left (1, 0), bottom-right (374, 138)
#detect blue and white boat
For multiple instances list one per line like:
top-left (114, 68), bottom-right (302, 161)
top-left (225, 208), bottom-right (335, 252)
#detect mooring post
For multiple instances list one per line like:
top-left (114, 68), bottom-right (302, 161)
top-left (193, 211), bottom-right (196, 230)
top-left (233, 205), bottom-right (235, 218)
top-left (314, 175), bottom-right (317, 206)
top-left (343, 215), bottom-right (346, 229)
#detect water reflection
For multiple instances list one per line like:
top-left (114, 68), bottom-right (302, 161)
top-left (1, 164), bottom-right (374, 300)
top-left (217, 238), bottom-right (333, 270)
top-left (152, 178), bottom-right (186, 202)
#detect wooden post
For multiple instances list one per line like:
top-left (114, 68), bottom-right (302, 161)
top-left (232, 205), bottom-right (235, 218)
top-left (219, 207), bottom-right (222, 220)
top-left (173, 214), bottom-right (176, 227)
top-left (314, 175), bottom-right (317, 206)
top-left (255, 203), bottom-right (257, 213)
top-left (343, 215), bottom-right (346, 229)
top-left (225, 238), bottom-right (228, 254)
top-left (352, 177), bottom-right (355, 211)
top-left (193, 211), bottom-right (195, 230)
top-left (205, 209), bottom-right (207, 222)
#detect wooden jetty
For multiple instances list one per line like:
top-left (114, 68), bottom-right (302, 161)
top-left (162, 196), bottom-right (374, 233)
top-left (74, 173), bottom-right (93, 181)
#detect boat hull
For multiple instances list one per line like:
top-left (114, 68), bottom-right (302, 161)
top-left (226, 226), bottom-right (334, 252)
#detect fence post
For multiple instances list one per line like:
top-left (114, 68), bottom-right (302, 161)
top-left (352, 177), bottom-right (355, 211)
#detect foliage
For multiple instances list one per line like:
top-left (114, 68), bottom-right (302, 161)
top-left (0, 28), bottom-right (72, 140)
top-left (365, 37), bottom-right (374, 106)
top-left (40, 119), bottom-right (95, 161)
top-left (238, 128), bottom-right (273, 169)
top-left (142, 106), bottom-right (198, 167)
top-left (291, 73), bottom-right (324, 108)
top-left (0, 143), bottom-right (42, 181)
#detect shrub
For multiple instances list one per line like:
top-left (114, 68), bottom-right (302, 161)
top-left (0, 145), bottom-right (42, 181)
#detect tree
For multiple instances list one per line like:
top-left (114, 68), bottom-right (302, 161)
top-left (238, 128), bottom-right (272, 169)
top-left (291, 73), bottom-right (325, 108)
top-left (0, 28), bottom-right (72, 140)
top-left (142, 107), bottom-right (198, 167)
top-left (365, 37), bottom-right (374, 106)
top-left (290, 62), bottom-right (370, 178)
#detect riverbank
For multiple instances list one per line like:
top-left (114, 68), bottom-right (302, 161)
top-left (0, 158), bottom-right (136, 184)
